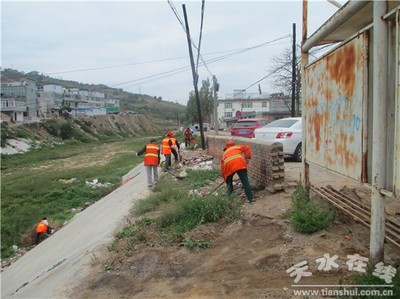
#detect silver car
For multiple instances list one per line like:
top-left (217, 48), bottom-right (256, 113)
top-left (253, 117), bottom-right (302, 162)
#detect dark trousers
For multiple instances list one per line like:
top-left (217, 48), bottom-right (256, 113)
top-left (185, 138), bottom-right (190, 147)
top-left (171, 149), bottom-right (179, 162)
top-left (164, 154), bottom-right (171, 169)
top-left (226, 169), bottom-right (254, 202)
top-left (35, 229), bottom-right (49, 245)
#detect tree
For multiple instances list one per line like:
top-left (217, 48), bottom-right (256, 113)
top-left (186, 78), bottom-right (215, 124)
top-left (269, 47), bottom-right (301, 115)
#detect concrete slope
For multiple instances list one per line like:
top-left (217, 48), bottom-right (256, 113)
top-left (1, 163), bottom-right (150, 299)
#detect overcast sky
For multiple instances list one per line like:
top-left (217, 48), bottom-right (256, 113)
top-left (1, 0), bottom-right (345, 105)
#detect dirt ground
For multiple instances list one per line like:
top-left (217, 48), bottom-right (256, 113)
top-left (67, 148), bottom-right (399, 299)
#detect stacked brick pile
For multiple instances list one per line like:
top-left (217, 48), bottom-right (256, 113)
top-left (206, 136), bottom-right (294, 192)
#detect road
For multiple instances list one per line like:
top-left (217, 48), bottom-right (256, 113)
top-left (1, 163), bottom-right (151, 299)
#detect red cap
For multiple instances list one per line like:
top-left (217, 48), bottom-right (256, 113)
top-left (225, 141), bottom-right (235, 148)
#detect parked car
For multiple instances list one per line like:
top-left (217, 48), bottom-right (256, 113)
top-left (253, 117), bottom-right (302, 162)
top-left (230, 118), bottom-right (269, 138)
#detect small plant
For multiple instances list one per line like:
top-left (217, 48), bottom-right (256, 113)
top-left (183, 238), bottom-right (210, 251)
top-left (287, 185), bottom-right (335, 234)
top-left (185, 169), bottom-right (221, 189)
top-left (138, 217), bottom-right (153, 226)
top-left (103, 263), bottom-right (112, 271)
top-left (350, 264), bottom-right (399, 298)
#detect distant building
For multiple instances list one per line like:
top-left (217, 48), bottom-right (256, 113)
top-left (1, 79), bottom-right (121, 122)
top-left (0, 79), bottom-right (38, 122)
top-left (216, 90), bottom-right (292, 128)
top-left (37, 84), bottom-right (64, 118)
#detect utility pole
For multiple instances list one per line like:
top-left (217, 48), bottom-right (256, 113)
top-left (182, 4), bottom-right (206, 149)
top-left (213, 75), bottom-right (219, 135)
top-left (291, 23), bottom-right (296, 117)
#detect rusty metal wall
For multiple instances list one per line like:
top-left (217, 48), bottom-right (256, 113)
top-left (304, 33), bottom-right (368, 181)
top-left (393, 11), bottom-right (400, 197)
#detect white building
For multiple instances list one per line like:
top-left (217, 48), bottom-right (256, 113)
top-left (216, 91), bottom-right (291, 128)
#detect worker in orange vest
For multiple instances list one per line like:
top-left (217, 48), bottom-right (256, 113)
top-left (136, 138), bottom-right (161, 187)
top-left (221, 141), bottom-right (255, 203)
top-left (168, 132), bottom-right (181, 164)
top-left (161, 132), bottom-right (178, 170)
top-left (35, 217), bottom-right (52, 244)
top-left (161, 132), bottom-right (174, 170)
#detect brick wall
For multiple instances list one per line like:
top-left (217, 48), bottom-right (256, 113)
top-left (207, 135), bottom-right (286, 191)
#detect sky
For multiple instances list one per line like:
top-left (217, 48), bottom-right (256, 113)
top-left (1, 0), bottom-right (346, 105)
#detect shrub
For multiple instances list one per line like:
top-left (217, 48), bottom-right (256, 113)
top-left (44, 120), bottom-right (61, 137)
top-left (60, 121), bottom-right (75, 140)
top-left (350, 264), bottom-right (400, 298)
top-left (287, 185), bottom-right (335, 234)
top-left (157, 194), bottom-right (236, 239)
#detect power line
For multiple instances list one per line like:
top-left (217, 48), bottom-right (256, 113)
top-left (111, 35), bottom-right (290, 88)
top-left (233, 67), bottom-right (281, 98)
top-left (168, 0), bottom-right (214, 78)
top-left (45, 36), bottom-right (289, 78)
top-left (47, 56), bottom-right (188, 75)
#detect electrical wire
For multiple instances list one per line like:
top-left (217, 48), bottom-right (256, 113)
top-left (233, 68), bottom-right (281, 98)
top-left (168, 0), bottom-right (214, 79)
top-left (47, 56), bottom-right (188, 75)
top-left (111, 35), bottom-right (290, 88)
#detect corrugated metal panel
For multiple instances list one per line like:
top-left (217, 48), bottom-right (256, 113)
top-left (304, 1), bottom-right (400, 49)
top-left (304, 33), bottom-right (368, 181)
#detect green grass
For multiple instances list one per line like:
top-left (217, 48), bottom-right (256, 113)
top-left (183, 238), bottom-right (210, 251)
top-left (348, 264), bottom-right (400, 298)
top-left (1, 137), bottom-right (146, 258)
top-left (124, 168), bottom-right (242, 250)
top-left (286, 185), bottom-right (335, 234)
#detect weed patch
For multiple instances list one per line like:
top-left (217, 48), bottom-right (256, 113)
top-left (286, 185), bottom-right (335, 234)
top-left (183, 238), bottom-right (210, 251)
top-left (349, 264), bottom-right (399, 298)
top-left (113, 170), bottom-right (242, 254)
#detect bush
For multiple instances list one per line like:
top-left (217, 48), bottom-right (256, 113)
top-left (44, 120), bottom-right (62, 137)
top-left (60, 121), bottom-right (75, 140)
top-left (287, 185), bottom-right (335, 234)
top-left (157, 194), bottom-right (236, 239)
top-left (350, 264), bottom-right (400, 298)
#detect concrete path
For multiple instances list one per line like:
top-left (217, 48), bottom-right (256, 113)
top-left (1, 163), bottom-right (151, 299)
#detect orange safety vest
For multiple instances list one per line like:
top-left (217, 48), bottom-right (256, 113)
top-left (221, 145), bottom-right (251, 180)
top-left (161, 137), bottom-right (172, 155)
top-left (144, 143), bottom-right (159, 166)
top-left (36, 220), bottom-right (48, 233)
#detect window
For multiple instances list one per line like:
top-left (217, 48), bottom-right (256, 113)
top-left (262, 102), bottom-right (267, 108)
top-left (225, 112), bottom-right (232, 118)
top-left (241, 102), bottom-right (252, 108)
top-left (225, 102), bottom-right (232, 109)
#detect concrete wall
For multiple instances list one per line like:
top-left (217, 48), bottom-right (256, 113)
top-left (207, 135), bottom-right (289, 191)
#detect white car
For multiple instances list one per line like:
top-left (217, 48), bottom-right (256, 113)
top-left (253, 117), bottom-right (302, 162)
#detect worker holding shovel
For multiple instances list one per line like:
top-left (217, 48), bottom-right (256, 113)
top-left (221, 141), bottom-right (255, 203)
